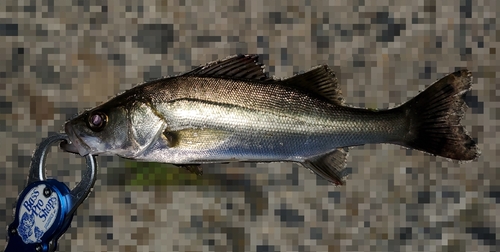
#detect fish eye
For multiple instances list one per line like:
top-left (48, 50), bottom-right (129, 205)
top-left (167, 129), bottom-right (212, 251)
top-left (87, 111), bottom-right (108, 132)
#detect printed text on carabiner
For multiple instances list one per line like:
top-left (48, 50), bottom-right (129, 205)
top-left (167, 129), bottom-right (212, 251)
top-left (17, 184), bottom-right (59, 244)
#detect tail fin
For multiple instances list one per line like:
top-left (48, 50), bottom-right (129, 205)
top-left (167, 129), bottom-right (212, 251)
top-left (400, 70), bottom-right (480, 161)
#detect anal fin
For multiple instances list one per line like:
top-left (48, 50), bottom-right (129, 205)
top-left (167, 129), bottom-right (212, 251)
top-left (302, 147), bottom-right (349, 186)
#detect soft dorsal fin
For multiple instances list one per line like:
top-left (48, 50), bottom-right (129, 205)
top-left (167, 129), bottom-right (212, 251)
top-left (301, 147), bottom-right (350, 186)
top-left (282, 65), bottom-right (344, 105)
top-left (182, 54), bottom-right (270, 81)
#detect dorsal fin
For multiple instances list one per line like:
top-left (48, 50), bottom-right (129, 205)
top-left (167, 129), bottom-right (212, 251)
top-left (182, 54), bottom-right (270, 81)
top-left (282, 65), bottom-right (344, 105)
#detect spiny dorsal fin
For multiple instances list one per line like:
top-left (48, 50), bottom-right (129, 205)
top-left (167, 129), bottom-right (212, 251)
top-left (182, 54), bottom-right (270, 81)
top-left (302, 147), bottom-right (350, 186)
top-left (282, 65), bottom-right (344, 105)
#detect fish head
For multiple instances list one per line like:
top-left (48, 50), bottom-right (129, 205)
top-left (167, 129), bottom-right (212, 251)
top-left (61, 98), bottom-right (167, 158)
top-left (61, 105), bottom-right (131, 156)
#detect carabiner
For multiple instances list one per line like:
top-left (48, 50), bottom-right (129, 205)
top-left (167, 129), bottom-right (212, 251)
top-left (5, 134), bottom-right (97, 252)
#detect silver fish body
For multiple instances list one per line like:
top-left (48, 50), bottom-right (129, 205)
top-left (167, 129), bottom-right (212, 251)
top-left (62, 55), bottom-right (480, 185)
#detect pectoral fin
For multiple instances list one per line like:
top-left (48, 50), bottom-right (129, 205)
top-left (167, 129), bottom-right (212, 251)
top-left (302, 147), bottom-right (349, 186)
top-left (163, 128), bottom-right (231, 150)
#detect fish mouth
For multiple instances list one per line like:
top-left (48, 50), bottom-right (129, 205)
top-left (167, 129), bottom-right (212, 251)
top-left (60, 123), bottom-right (91, 156)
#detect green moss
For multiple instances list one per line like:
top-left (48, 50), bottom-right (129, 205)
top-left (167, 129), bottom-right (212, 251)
top-left (124, 160), bottom-right (207, 186)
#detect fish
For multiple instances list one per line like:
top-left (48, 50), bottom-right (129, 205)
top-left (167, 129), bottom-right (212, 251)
top-left (60, 54), bottom-right (480, 185)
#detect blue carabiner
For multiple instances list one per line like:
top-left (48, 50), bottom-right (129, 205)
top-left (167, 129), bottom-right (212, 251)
top-left (4, 134), bottom-right (97, 252)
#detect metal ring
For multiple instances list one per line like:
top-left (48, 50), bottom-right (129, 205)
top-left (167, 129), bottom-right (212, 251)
top-left (28, 133), bottom-right (97, 211)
